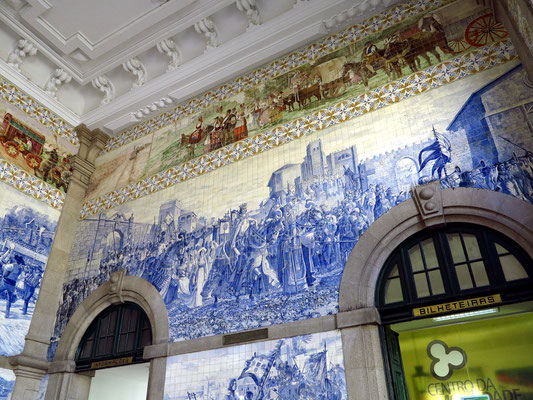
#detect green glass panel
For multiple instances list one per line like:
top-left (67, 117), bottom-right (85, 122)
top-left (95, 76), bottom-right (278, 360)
top-left (495, 243), bottom-right (509, 255)
top-left (447, 233), bottom-right (466, 263)
top-left (428, 269), bottom-right (445, 295)
top-left (463, 234), bottom-right (482, 260)
top-left (500, 254), bottom-right (529, 281)
top-left (398, 313), bottom-right (533, 400)
top-left (422, 239), bottom-right (439, 269)
top-left (385, 277), bottom-right (404, 304)
top-left (409, 244), bottom-right (424, 272)
top-left (413, 273), bottom-right (430, 298)
top-left (471, 261), bottom-right (489, 287)
top-left (456, 264), bottom-right (474, 290)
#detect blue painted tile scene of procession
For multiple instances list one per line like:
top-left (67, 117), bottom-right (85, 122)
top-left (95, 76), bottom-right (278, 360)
top-left (48, 60), bottom-right (533, 355)
top-left (0, 183), bottom-right (59, 356)
top-left (164, 331), bottom-right (346, 400)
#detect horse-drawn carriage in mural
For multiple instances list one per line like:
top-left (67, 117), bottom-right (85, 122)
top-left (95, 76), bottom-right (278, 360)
top-left (1, 113), bottom-right (45, 170)
top-left (398, 0), bottom-right (507, 52)
top-left (343, 0), bottom-right (508, 87)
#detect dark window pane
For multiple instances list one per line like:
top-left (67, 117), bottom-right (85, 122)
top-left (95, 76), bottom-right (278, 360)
top-left (471, 261), bottom-right (489, 287)
top-left (447, 233), bottom-right (466, 263)
top-left (414, 273), bottom-right (430, 298)
top-left (409, 244), bottom-right (424, 272)
top-left (463, 234), bottom-right (482, 260)
top-left (141, 329), bottom-right (152, 348)
top-left (456, 264), bottom-right (474, 290)
top-left (428, 270), bottom-right (445, 295)
top-left (500, 254), bottom-right (528, 281)
top-left (126, 333), bottom-right (135, 351)
top-left (385, 278), bottom-right (403, 304)
top-left (80, 339), bottom-right (93, 359)
top-left (389, 265), bottom-right (399, 278)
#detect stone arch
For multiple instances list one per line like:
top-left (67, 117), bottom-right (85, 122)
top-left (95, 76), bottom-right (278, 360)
top-left (53, 271), bottom-right (169, 363)
top-left (338, 185), bottom-right (533, 313)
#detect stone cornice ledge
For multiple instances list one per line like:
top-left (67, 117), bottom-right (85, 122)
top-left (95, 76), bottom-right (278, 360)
top-left (144, 308), bottom-right (380, 359)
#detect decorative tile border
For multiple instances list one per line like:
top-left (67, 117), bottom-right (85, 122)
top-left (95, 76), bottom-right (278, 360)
top-left (0, 75), bottom-right (78, 146)
top-left (0, 159), bottom-right (65, 209)
top-left (103, 0), bottom-right (454, 153)
top-left (80, 39), bottom-right (517, 219)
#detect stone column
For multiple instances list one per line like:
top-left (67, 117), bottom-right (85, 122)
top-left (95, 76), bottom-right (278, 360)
top-left (146, 357), bottom-right (167, 400)
top-left (337, 308), bottom-right (390, 400)
top-left (494, 0), bottom-right (533, 83)
top-left (8, 125), bottom-right (107, 398)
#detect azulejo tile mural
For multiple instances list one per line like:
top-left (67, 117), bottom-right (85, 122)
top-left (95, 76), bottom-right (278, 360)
top-left (50, 62), bottom-right (533, 352)
top-left (0, 182), bottom-right (59, 356)
top-left (0, 76), bottom-right (77, 147)
top-left (0, 96), bottom-right (77, 194)
top-left (164, 331), bottom-right (346, 400)
top-left (88, 0), bottom-right (511, 202)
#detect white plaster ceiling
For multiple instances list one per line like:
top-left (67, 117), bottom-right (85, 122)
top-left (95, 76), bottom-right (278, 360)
top-left (0, 0), bottom-right (400, 135)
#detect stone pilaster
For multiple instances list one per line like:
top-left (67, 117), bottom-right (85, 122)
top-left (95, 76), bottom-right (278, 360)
top-left (495, 0), bottom-right (533, 84)
top-left (8, 125), bottom-right (108, 399)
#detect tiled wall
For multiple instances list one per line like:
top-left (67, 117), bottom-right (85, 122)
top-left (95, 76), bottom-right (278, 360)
top-left (47, 0), bottom-right (533, 356)
top-left (0, 182), bottom-right (59, 356)
top-left (0, 368), bottom-right (15, 400)
top-left (52, 60), bottom-right (533, 350)
top-left (164, 331), bottom-right (346, 400)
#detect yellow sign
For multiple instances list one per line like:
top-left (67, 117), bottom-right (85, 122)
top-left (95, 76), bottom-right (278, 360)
top-left (90, 356), bottom-right (133, 369)
top-left (413, 294), bottom-right (502, 317)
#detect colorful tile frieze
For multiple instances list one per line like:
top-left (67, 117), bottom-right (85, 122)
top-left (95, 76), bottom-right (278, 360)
top-left (0, 78), bottom-right (77, 198)
top-left (80, 38), bottom-right (517, 219)
top-left (103, 0), bottom-right (457, 154)
top-left (0, 75), bottom-right (78, 146)
top-left (0, 158), bottom-right (65, 210)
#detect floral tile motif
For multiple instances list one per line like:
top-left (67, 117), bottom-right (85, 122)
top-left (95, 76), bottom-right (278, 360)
top-left (0, 159), bottom-right (65, 210)
top-left (0, 76), bottom-right (78, 147)
top-left (80, 39), bottom-right (517, 219)
top-left (103, 0), bottom-right (455, 154)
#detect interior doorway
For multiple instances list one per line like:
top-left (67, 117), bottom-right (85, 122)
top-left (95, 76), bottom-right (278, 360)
top-left (376, 224), bottom-right (533, 400)
top-left (88, 363), bottom-right (150, 400)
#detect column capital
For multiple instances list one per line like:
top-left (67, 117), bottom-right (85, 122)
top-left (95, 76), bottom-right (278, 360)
top-left (74, 124), bottom-right (109, 164)
top-left (8, 354), bottom-right (49, 376)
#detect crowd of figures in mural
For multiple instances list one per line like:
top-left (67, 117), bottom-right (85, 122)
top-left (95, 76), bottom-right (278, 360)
top-left (1, 113), bottom-right (72, 192)
top-left (54, 139), bottom-right (533, 344)
top-left (0, 194), bottom-right (57, 356)
top-left (164, 334), bottom-right (346, 400)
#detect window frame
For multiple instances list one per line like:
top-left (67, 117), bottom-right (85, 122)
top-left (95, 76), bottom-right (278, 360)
top-left (377, 224), bottom-right (533, 324)
top-left (75, 302), bottom-right (152, 371)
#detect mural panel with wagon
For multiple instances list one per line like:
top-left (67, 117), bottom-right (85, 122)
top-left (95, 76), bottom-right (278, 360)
top-left (84, 0), bottom-right (510, 200)
top-left (0, 113), bottom-right (73, 192)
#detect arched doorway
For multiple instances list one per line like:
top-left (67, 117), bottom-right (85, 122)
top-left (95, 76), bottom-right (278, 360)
top-left (45, 272), bottom-right (169, 400)
top-left (75, 302), bottom-right (152, 400)
top-left (338, 185), bottom-right (533, 400)
top-left (377, 223), bottom-right (533, 400)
